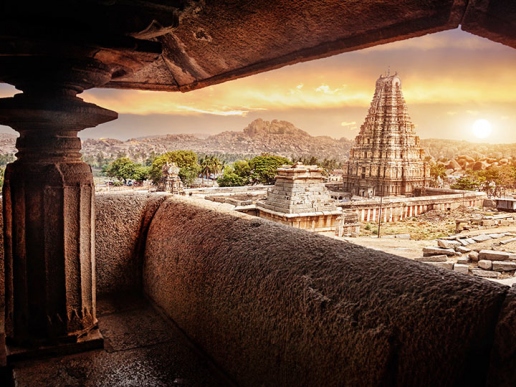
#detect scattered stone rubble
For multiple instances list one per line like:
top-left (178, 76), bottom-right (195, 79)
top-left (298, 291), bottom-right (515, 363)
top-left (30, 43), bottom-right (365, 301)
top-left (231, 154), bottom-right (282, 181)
top-left (417, 231), bottom-right (516, 279)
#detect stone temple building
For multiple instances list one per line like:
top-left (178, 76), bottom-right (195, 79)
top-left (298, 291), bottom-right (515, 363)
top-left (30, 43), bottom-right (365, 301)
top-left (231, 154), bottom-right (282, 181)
top-left (343, 72), bottom-right (430, 197)
top-left (256, 163), bottom-right (342, 232)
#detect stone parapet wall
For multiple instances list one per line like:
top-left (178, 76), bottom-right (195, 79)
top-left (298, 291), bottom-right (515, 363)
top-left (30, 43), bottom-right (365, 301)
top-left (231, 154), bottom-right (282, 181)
top-left (95, 192), bottom-right (169, 296)
top-left (340, 191), bottom-right (486, 223)
top-left (142, 195), bottom-right (515, 386)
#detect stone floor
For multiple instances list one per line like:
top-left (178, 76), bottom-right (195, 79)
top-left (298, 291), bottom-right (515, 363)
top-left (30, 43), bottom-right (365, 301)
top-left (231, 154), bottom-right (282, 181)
top-left (2, 294), bottom-right (233, 386)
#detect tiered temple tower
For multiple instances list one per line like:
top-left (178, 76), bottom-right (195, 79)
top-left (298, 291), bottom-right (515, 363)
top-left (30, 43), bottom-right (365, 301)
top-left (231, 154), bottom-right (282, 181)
top-left (343, 72), bottom-right (429, 197)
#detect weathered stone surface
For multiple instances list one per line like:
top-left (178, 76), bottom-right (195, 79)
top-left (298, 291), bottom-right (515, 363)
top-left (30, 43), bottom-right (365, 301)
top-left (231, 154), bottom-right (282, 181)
top-left (414, 255), bottom-right (448, 262)
top-left (423, 247), bottom-right (456, 257)
top-left (465, 238), bottom-right (477, 245)
top-left (473, 234), bottom-right (492, 242)
top-left (469, 251), bottom-right (480, 261)
top-left (501, 237), bottom-right (516, 245)
top-left (487, 287), bottom-right (516, 386)
top-left (428, 262), bottom-right (454, 270)
top-left (438, 240), bottom-right (461, 249)
top-left (457, 257), bottom-right (470, 265)
top-left (478, 260), bottom-right (493, 270)
top-left (492, 262), bottom-right (516, 272)
top-left (454, 264), bottom-right (469, 274)
top-left (95, 193), bottom-right (169, 296)
top-left (143, 196), bottom-right (509, 386)
top-left (458, 238), bottom-right (471, 246)
top-left (479, 250), bottom-right (511, 261)
top-left (456, 246), bottom-right (471, 254)
top-left (472, 269), bottom-right (501, 279)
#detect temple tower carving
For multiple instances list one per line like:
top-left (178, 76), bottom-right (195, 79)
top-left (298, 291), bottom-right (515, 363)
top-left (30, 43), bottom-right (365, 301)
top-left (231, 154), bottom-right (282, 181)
top-left (343, 72), bottom-right (430, 197)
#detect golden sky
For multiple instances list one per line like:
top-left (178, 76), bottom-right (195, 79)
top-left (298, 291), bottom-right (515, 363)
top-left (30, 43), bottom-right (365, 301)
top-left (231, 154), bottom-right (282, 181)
top-left (1, 28), bottom-right (515, 143)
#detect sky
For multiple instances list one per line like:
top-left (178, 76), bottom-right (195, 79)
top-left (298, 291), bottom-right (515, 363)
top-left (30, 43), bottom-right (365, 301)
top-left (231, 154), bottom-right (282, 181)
top-left (0, 28), bottom-right (515, 143)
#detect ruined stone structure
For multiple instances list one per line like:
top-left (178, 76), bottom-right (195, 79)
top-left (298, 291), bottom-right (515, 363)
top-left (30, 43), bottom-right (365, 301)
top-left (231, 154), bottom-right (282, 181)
top-left (160, 162), bottom-right (184, 194)
top-left (343, 72), bottom-right (430, 197)
top-left (256, 164), bottom-right (341, 232)
top-left (340, 190), bottom-right (486, 223)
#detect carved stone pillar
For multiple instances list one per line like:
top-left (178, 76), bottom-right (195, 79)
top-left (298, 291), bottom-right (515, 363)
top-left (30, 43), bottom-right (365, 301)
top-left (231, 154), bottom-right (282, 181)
top-left (0, 58), bottom-right (116, 350)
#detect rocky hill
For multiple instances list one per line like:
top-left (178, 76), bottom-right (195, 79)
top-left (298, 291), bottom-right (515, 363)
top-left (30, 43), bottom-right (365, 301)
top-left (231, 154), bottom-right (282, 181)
top-left (80, 119), bottom-right (354, 163)
top-left (2, 122), bottom-right (516, 170)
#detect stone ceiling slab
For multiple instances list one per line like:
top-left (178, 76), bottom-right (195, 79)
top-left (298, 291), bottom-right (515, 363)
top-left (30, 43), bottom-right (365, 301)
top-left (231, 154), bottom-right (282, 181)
top-left (462, 0), bottom-right (516, 49)
top-left (107, 0), bottom-right (468, 91)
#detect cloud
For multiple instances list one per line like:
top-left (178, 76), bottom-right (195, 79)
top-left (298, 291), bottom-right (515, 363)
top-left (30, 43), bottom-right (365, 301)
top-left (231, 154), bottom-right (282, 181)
top-left (175, 105), bottom-right (250, 116)
top-left (341, 121), bottom-right (356, 127)
top-left (467, 110), bottom-right (479, 116)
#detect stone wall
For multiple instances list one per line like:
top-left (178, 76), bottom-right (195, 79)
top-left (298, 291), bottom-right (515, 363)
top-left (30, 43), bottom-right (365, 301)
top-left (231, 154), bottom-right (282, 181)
top-left (2, 192), bottom-right (516, 384)
top-left (142, 195), bottom-right (515, 386)
top-left (95, 193), bottom-right (169, 296)
top-left (340, 191), bottom-right (486, 223)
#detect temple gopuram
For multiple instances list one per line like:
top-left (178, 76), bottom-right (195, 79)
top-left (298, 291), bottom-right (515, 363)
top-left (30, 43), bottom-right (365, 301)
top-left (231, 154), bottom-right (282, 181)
top-left (343, 72), bottom-right (430, 197)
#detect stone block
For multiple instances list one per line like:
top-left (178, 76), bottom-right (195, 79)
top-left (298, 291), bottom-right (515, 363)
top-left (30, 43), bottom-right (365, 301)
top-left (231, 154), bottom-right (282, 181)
top-left (500, 237), bottom-right (516, 245)
top-left (478, 250), bottom-right (510, 261)
top-left (423, 247), bottom-right (456, 257)
top-left (457, 257), bottom-right (470, 265)
top-left (454, 264), bottom-right (469, 274)
top-left (481, 220), bottom-right (495, 227)
top-left (472, 269), bottom-right (500, 279)
top-left (414, 255), bottom-right (447, 263)
top-left (469, 251), bottom-right (479, 261)
top-left (492, 262), bottom-right (516, 272)
top-left (458, 239), bottom-right (471, 246)
top-left (478, 260), bottom-right (493, 270)
top-left (509, 254), bottom-right (516, 261)
top-left (428, 262), bottom-right (454, 270)
top-left (455, 246), bottom-right (471, 254)
top-left (465, 238), bottom-right (476, 245)
top-left (472, 234), bottom-right (492, 242)
top-left (438, 240), bottom-right (461, 249)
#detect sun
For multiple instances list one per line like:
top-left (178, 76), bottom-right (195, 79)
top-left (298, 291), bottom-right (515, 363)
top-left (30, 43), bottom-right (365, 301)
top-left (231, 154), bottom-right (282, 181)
top-left (472, 119), bottom-right (492, 139)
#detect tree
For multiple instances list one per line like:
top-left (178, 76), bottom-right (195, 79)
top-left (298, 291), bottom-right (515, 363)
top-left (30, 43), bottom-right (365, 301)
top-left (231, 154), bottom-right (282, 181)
top-left (149, 150), bottom-right (200, 186)
top-left (450, 175), bottom-right (481, 191)
top-left (199, 155), bottom-right (223, 180)
top-left (104, 157), bottom-right (150, 184)
top-left (105, 157), bottom-right (138, 183)
top-left (248, 154), bottom-right (291, 185)
top-left (217, 165), bottom-right (247, 187)
top-left (430, 162), bottom-right (447, 187)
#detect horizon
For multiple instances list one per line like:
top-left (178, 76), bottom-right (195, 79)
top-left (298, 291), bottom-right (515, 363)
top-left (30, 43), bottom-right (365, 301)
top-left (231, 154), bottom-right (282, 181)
top-left (0, 29), bottom-right (515, 144)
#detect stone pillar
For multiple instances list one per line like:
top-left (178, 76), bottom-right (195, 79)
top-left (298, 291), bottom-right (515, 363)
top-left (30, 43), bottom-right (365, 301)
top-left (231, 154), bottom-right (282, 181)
top-left (0, 58), bottom-right (116, 349)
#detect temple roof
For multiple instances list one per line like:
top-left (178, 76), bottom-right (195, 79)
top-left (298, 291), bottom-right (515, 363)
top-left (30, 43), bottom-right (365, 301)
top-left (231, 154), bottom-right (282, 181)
top-left (0, 0), bottom-right (515, 92)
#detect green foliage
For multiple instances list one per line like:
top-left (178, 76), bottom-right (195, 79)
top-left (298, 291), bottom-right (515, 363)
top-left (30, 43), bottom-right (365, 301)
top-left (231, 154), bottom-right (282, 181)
top-left (104, 157), bottom-right (150, 183)
top-left (430, 163), bottom-right (446, 180)
top-left (105, 157), bottom-right (138, 183)
top-left (450, 175), bottom-right (481, 191)
top-left (217, 166), bottom-right (247, 187)
top-left (248, 154), bottom-right (291, 185)
top-left (149, 150), bottom-right (200, 186)
top-left (199, 155), bottom-right (224, 179)
top-left (291, 156), bottom-right (341, 176)
top-left (216, 154), bottom-right (290, 187)
top-left (0, 153), bottom-right (15, 166)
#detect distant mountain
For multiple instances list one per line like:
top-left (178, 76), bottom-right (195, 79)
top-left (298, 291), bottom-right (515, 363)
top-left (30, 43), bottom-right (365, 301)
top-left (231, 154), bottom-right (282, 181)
top-left (80, 119), bottom-right (354, 163)
top-left (2, 123), bottom-right (516, 168)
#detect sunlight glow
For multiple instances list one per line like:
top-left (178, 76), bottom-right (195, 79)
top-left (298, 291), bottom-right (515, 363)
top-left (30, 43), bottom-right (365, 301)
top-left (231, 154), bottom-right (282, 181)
top-left (472, 119), bottom-right (492, 139)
